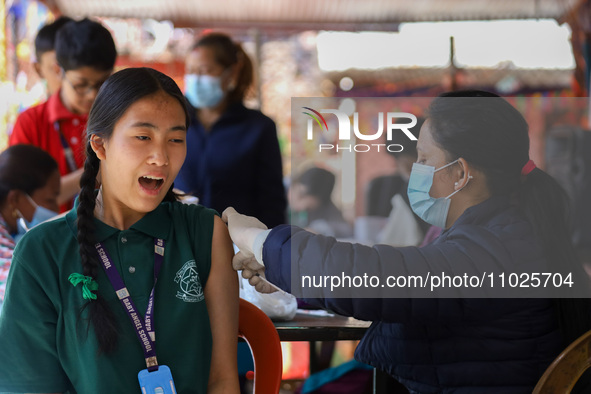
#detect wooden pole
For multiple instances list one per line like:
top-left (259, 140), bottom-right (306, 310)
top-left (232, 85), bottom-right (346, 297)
top-left (449, 36), bottom-right (457, 91)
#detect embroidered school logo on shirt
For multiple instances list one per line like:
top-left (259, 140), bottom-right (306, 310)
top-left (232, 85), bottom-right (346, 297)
top-left (174, 260), bottom-right (204, 302)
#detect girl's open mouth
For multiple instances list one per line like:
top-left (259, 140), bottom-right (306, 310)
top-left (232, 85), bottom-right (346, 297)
top-left (139, 176), bottom-right (164, 191)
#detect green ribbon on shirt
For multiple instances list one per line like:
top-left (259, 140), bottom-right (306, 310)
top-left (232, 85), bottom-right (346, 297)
top-left (68, 273), bottom-right (99, 300)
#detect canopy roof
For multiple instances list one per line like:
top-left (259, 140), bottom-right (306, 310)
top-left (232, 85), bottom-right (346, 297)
top-left (41, 0), bottom-right (581, 30)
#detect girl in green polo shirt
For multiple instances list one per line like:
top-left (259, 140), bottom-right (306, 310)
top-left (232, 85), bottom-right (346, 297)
top-left (0, 68), bottom-right (240, 393)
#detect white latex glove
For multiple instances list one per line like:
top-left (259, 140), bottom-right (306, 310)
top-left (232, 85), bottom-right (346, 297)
top-left (222, 207), bottom-right (268, 257)
top-left (233, 251), bottom-right (265, 276)
top-left (222, 207), bottom-right (277, 292)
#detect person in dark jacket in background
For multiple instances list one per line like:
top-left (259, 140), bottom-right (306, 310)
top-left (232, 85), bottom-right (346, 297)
top-left (175, 32), bottom-right (287, 228)
top-left (223, 91), bottom-right (591, 394)
top-left (289, 166), bottom-right (353, 239)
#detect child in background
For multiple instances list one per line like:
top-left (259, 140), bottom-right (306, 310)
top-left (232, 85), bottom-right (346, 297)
top-left (32, 16), bottom-right (73, 98)
top-left (0, 144), bottom-right (59, 312)
top-left (10, 18), bottom-right (117, 212)
top-left (289, 166), bottom-right (352, 239)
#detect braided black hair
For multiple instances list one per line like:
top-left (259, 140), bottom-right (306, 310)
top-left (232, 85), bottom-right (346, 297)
top-left (77, 142), bottom-right (120, 352)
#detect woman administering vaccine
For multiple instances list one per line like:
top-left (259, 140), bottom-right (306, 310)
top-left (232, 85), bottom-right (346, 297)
top-left (175, 32), bottom-right (287, 228)
top-left (224, 91), bottom-right (591, 393)
top-left (0, 68), bottom-right (239, 393)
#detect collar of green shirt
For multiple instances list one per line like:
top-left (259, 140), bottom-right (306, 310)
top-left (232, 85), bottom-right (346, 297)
top-left (66, 197), bottom-right (172, 242)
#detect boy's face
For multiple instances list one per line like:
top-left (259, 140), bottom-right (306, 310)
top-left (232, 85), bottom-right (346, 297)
top-left (61, 66), bottom-right (112, 115)
top-left (34, 50), bottom-right (62, 96)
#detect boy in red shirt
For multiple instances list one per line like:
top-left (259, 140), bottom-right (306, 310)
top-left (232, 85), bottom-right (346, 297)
top-left (10, 18), bottom-right (117, 211)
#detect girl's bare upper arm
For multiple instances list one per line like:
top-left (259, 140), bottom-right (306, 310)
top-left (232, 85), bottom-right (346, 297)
top-left (204, 216), bottom-right (240, 393)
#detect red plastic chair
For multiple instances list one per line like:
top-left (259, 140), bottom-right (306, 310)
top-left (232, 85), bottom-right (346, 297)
top-left (239, 298), bottom-right (283, 394)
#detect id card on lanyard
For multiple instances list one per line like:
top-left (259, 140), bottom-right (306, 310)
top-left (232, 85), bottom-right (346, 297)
top-left (96, 238), bottom-right (177, 393)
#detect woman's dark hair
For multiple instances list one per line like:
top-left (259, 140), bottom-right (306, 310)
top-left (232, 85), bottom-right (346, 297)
top-left (192, 32), bottom-right (254, 103)
top-left (427, 90), bottom-right (591, 345)
top-left (0, 144), bottom-right (58, 204)
top-left (78, 67), bottom-right (189, 353)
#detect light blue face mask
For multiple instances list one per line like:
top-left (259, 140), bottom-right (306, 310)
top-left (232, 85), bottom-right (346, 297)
top-left (407, 160), bottom-right (471, 228)
top-left (184, 73), bottom-right (225, 109)
top-left (13, 195), bottom-right (58, 243)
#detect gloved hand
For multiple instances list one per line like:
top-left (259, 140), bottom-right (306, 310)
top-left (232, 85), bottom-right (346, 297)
top-left (232, 250), bottom-right (265, 277)
top-left (221, 207), bottom-right (268, 256)
top-left (240, 266), bottom-right (278, 294)
top-left (222, 207), bottom-right (277, 293)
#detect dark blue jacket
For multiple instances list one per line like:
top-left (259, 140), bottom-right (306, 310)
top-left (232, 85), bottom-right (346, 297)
top-left (263, 197), bottom-right (566, 393)
top-left (175, 102), bottom-right (287, 227)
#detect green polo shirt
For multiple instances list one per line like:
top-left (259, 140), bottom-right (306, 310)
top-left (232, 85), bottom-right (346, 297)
top-left (0, 199), bottom-right (217, 393)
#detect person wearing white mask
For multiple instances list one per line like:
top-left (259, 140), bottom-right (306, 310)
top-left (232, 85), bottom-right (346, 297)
top-left (176, 32), bottom-right (287, 229)
top-left (0, 144), bottom-right (60, 309)
top-left (223, 91), bottom-right (591, 393)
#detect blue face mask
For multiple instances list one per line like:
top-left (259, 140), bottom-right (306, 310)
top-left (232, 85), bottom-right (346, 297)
top-left (184, 73), bottom-right (225, 109)
top-left (13, 195), bottom-right (58, 243)
top-left (407, 160), bottom-right (471, 228)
